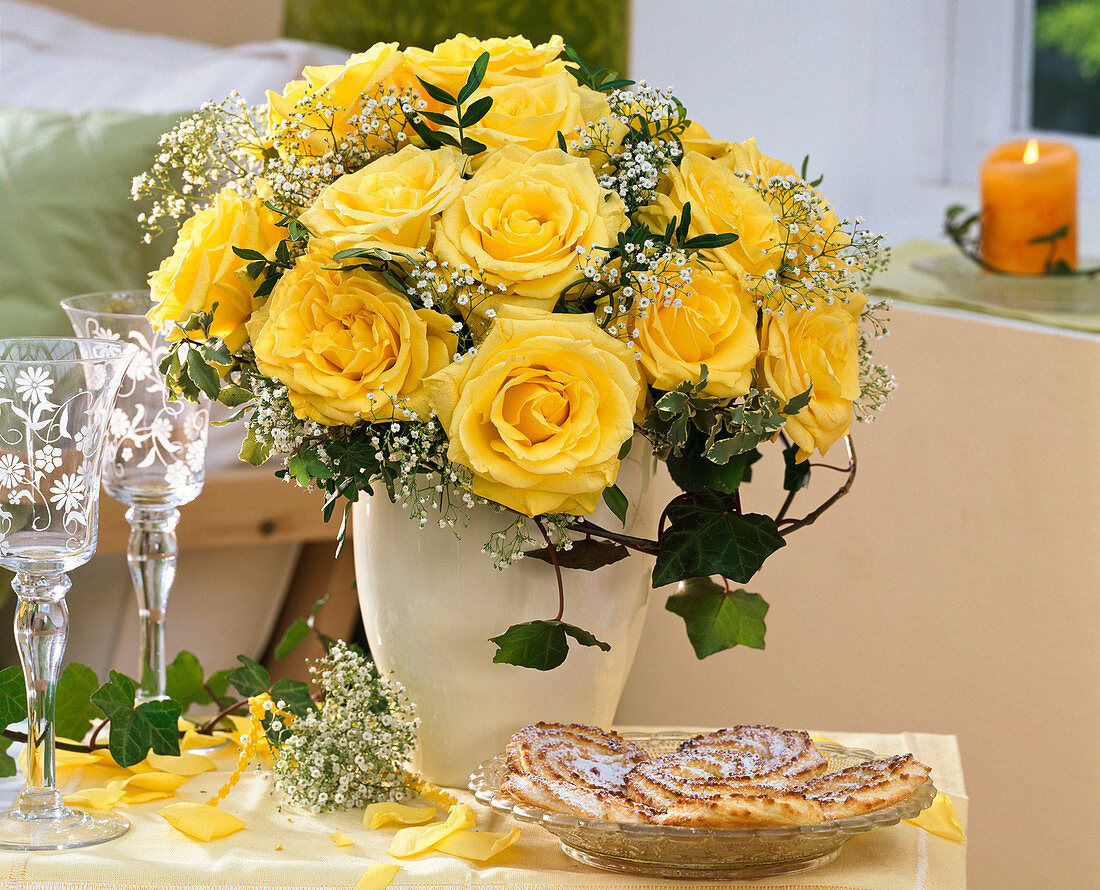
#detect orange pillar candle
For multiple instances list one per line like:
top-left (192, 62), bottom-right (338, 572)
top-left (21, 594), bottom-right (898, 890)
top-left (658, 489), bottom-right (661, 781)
top-left (980, 138), bottom-right (1077, 275)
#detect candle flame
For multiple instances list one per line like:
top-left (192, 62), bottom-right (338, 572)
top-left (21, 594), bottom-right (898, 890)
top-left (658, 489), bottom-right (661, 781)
top-left (1023, 138), bottom-right (1039, 164)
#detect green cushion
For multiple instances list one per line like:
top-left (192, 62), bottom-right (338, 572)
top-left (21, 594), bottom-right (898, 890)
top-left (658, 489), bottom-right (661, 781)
top-left (0, 108), bottom-right (183, 337)
top-left (283, 0), bottom-right (627, 79)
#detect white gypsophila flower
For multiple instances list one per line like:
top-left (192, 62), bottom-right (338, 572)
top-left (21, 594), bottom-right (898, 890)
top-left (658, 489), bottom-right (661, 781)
top-left (270, 641), bottom-right (419, 813)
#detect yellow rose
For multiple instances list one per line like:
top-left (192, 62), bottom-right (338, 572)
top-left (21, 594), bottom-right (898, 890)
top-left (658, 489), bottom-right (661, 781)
top-left (298, 145), bottom-right (465, 257)
top-left (267, 43), bottom-right (406, 156)
top-left (404, 34), bottom-right (565, 97)
top-left (148, 189), bottom-right (283, 351)
top-left (432, 145), bottom-right (627, 312)
top-left (641, 151), bottom-right (782, 279)
top-left (425, 307), bottom-right (643, 517)
top-left (463, 73), bottom-right (611, 159)
top-left (678, 120), bottom-right (732, 160)
top-left (719, 137), bottom-right (798, 180)
top-left (248, 254), bottom-right (457, 425)
top-left (758, 292), bottom-right (866, 460)
top-left (631, 264), bottom-right (759, 398)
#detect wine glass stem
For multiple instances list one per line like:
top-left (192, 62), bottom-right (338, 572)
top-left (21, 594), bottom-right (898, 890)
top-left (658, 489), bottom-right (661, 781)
top-left (125, 506), bottom-right (180, 703)
top-left (11, 572), bottom-right (71, 819)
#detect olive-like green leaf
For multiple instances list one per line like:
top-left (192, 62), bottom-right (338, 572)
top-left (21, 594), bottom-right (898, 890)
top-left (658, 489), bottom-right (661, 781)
top-left (652, 491), bottom-right (785, 587)
top-left (525, 539), bottom-right (629, 571)
top-left (460, 95), bottom-right (493, 128)
top-left (461, 136), bottom-right (486, 156)
top-left (415, 76), bottom-right (457, 107)
top-left (217, 383), bottom-right (253, 408)
top-left (418, 109), bottom-right (458, 128)
top-left (232, 246), bottom-right (267, 262)
top-left (665, 577), bottom-right (768, 658)
top-left (602, 484), bottom-right (628, 527)
top-left (274, 618), bottom-right (311, 659)
top-left (457, 51), bottom-right (490, 104)
top-left (489, 620), bottom-right (609, 671)
top-left (185, 350), bottom-right (220, 400)
top-left (227, 655), bottom-right (270, 698)
top-left (239, 428), bottom-right (273, 467)
top-left (781, 385), bottom-right (813, 416)
top-left (0, 665), bottom-right (27, 727)
top-left (55, 663), bottom-right (101, 742)
top-left (782, 442), bottom-right (812, 492)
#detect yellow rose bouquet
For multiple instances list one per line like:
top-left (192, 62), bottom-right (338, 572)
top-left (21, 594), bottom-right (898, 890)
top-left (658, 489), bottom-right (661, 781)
top-left (135, 35), bottom-right (894, 669)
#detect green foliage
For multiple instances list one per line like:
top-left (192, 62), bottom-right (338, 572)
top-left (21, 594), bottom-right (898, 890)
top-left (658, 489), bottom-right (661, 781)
top-left (562, 44), bottom-right (633, 93)
top-left (489, 620), bottom-right (610, 671)
top-left (782, 442), bottom-right (813, 492)
top-left (652, 490), bottom-right (786, 588)
top-left (0, 665), bottom-right (26, 727)
top-left (408, 52), bottom-right (491, 157)
top-left (226, 656), bottom-right (271, 699)
top-left (90, 672), bottom-right (182, 767)
top-left (665, 577), bottom-right (768, 658)
top-left (275, 618), bottom-right (312, 659)
top-left (54, 664), bottom-right (102, 742)
top-left (1036, 0), bottom-right (1100, 78)
top-left (524, 538), bottom-right (630, 571)
top-left (602, 483), bottom-right (629, 526)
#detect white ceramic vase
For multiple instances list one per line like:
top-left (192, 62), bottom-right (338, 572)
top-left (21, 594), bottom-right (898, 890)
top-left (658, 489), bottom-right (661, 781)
top-left (352, 453), bottom-right (663, 787)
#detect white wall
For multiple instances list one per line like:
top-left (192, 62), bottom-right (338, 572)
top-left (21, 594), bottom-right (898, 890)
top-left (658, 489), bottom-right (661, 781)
top-left (631, 0), bottom-right (1098, 249)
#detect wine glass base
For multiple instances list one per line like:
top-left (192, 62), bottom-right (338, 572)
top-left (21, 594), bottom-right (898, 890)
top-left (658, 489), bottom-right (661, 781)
top-left (0, 805), bottom-right (130, 850)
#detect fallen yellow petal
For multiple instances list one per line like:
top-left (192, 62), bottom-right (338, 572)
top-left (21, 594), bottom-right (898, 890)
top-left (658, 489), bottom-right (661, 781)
top-left (64, 785), bottom-right (126, 810)
top-left (160, 802), bottom-right (246, 841)
top-left (905, 792), bottom-right (966, 842)
top-left (355, 863), bottom-right (400, 890)
top-left (364, 801), bottom-right (437, 829)
top-left (124, 772), bottom-right (190, 793)
top-left (434, 827), bottom-right (521, 862)
top-left (120, 789), bottom-right (176, 804)
top-left (331, 832), bottom-right (354, 847)
top-left (146, 752), bottom-right (217, 776)
top-left (387, 803), bottom-right (475, 858)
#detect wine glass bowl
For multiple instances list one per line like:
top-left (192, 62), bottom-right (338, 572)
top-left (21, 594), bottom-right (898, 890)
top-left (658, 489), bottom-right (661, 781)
top-left (61, 291), bottom-right (209, 703)
top-left (0, 336), bottom-right (137, 850)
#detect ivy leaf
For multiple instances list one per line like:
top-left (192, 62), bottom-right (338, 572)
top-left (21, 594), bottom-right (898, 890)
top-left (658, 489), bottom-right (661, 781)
top-left (667, 432), bottom-right (756, 493)
top-left (489, 620), bottom-right (609, 671)
top-left (274, 618), bottom-right (311, 659)
top-left (0, 665), bottom-right (27, 727)
top-left (89, 671), bottom-right (138, 723)
top-left (107, 700), bottom-right (182, 767)
top-left (205, 669), bottom-right (233, 707)
top-left (227, 656), bottom-right (270, 698)
top-left (165, 651), bottom-right (210, 712)
top-left (782, 442), bottom-right (812, 492)
top-left (525, 539), bottom-right (629, 571)
top-left (55, 663), bottom-right (101, 742)
top-left (602, 484), bottom-right (628, 527)
top-left (652, 491), bottom-right (786, 587)
top-left (665, 577), bottom-right (768, 658)
top-left (269, 679), bottom-right (318, 718)
top-left (89, 672), bottom-right (181, 766)
top-left (0, 737), bottom-right (15, 778)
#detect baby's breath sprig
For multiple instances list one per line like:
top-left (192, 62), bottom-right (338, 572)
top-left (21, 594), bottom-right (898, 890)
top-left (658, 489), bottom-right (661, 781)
top-left (572, 81), bottom-right (687, 213)
top-left (855, 298), bottom-right (897, 421)
top-left (740, 173), bottom-right (889, 315)
top-left (265, 84), bottom-right (424, 210)
top-left (133, 93), bottom-right (268, 240)
top-left (269, 641), bottom-right (419, 813)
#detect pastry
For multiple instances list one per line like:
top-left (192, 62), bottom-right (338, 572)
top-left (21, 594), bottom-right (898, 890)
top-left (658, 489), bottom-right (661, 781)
top-left (501, 722), bottom-right (656, 822)
top-left (797, 753), bottom-right (932, 819)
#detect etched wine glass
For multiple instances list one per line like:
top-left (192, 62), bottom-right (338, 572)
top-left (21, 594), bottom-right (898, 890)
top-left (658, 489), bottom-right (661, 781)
top-left (0, 336), bottom-right (136, 850)
top-left (61, 291), bottom-right (209, 704)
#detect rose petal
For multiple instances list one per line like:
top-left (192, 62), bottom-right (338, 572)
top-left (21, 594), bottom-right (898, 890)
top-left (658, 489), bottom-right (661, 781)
top-left (433, 827), bottom-right (522, 862)
top-left (355, 863), bottom-right (401, 890)
top-left (364, 801), bottom-right (438, 829)
top-left (159, 802), bottom-right (246, 841)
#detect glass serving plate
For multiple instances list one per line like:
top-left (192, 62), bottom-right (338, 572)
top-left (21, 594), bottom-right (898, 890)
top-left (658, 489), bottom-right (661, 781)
top-left (469, 731), bottom-right (937, 880)
top-left (911, 254), bottom-right (1100, 314)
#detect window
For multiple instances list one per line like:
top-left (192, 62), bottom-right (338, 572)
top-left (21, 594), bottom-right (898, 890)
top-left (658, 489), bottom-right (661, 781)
top-left (947, 0), bottom-right (1099, 200)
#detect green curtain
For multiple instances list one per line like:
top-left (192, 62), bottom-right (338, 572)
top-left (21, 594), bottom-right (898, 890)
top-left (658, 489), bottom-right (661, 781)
top-left (283, 0), bottom-right (628, 77)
